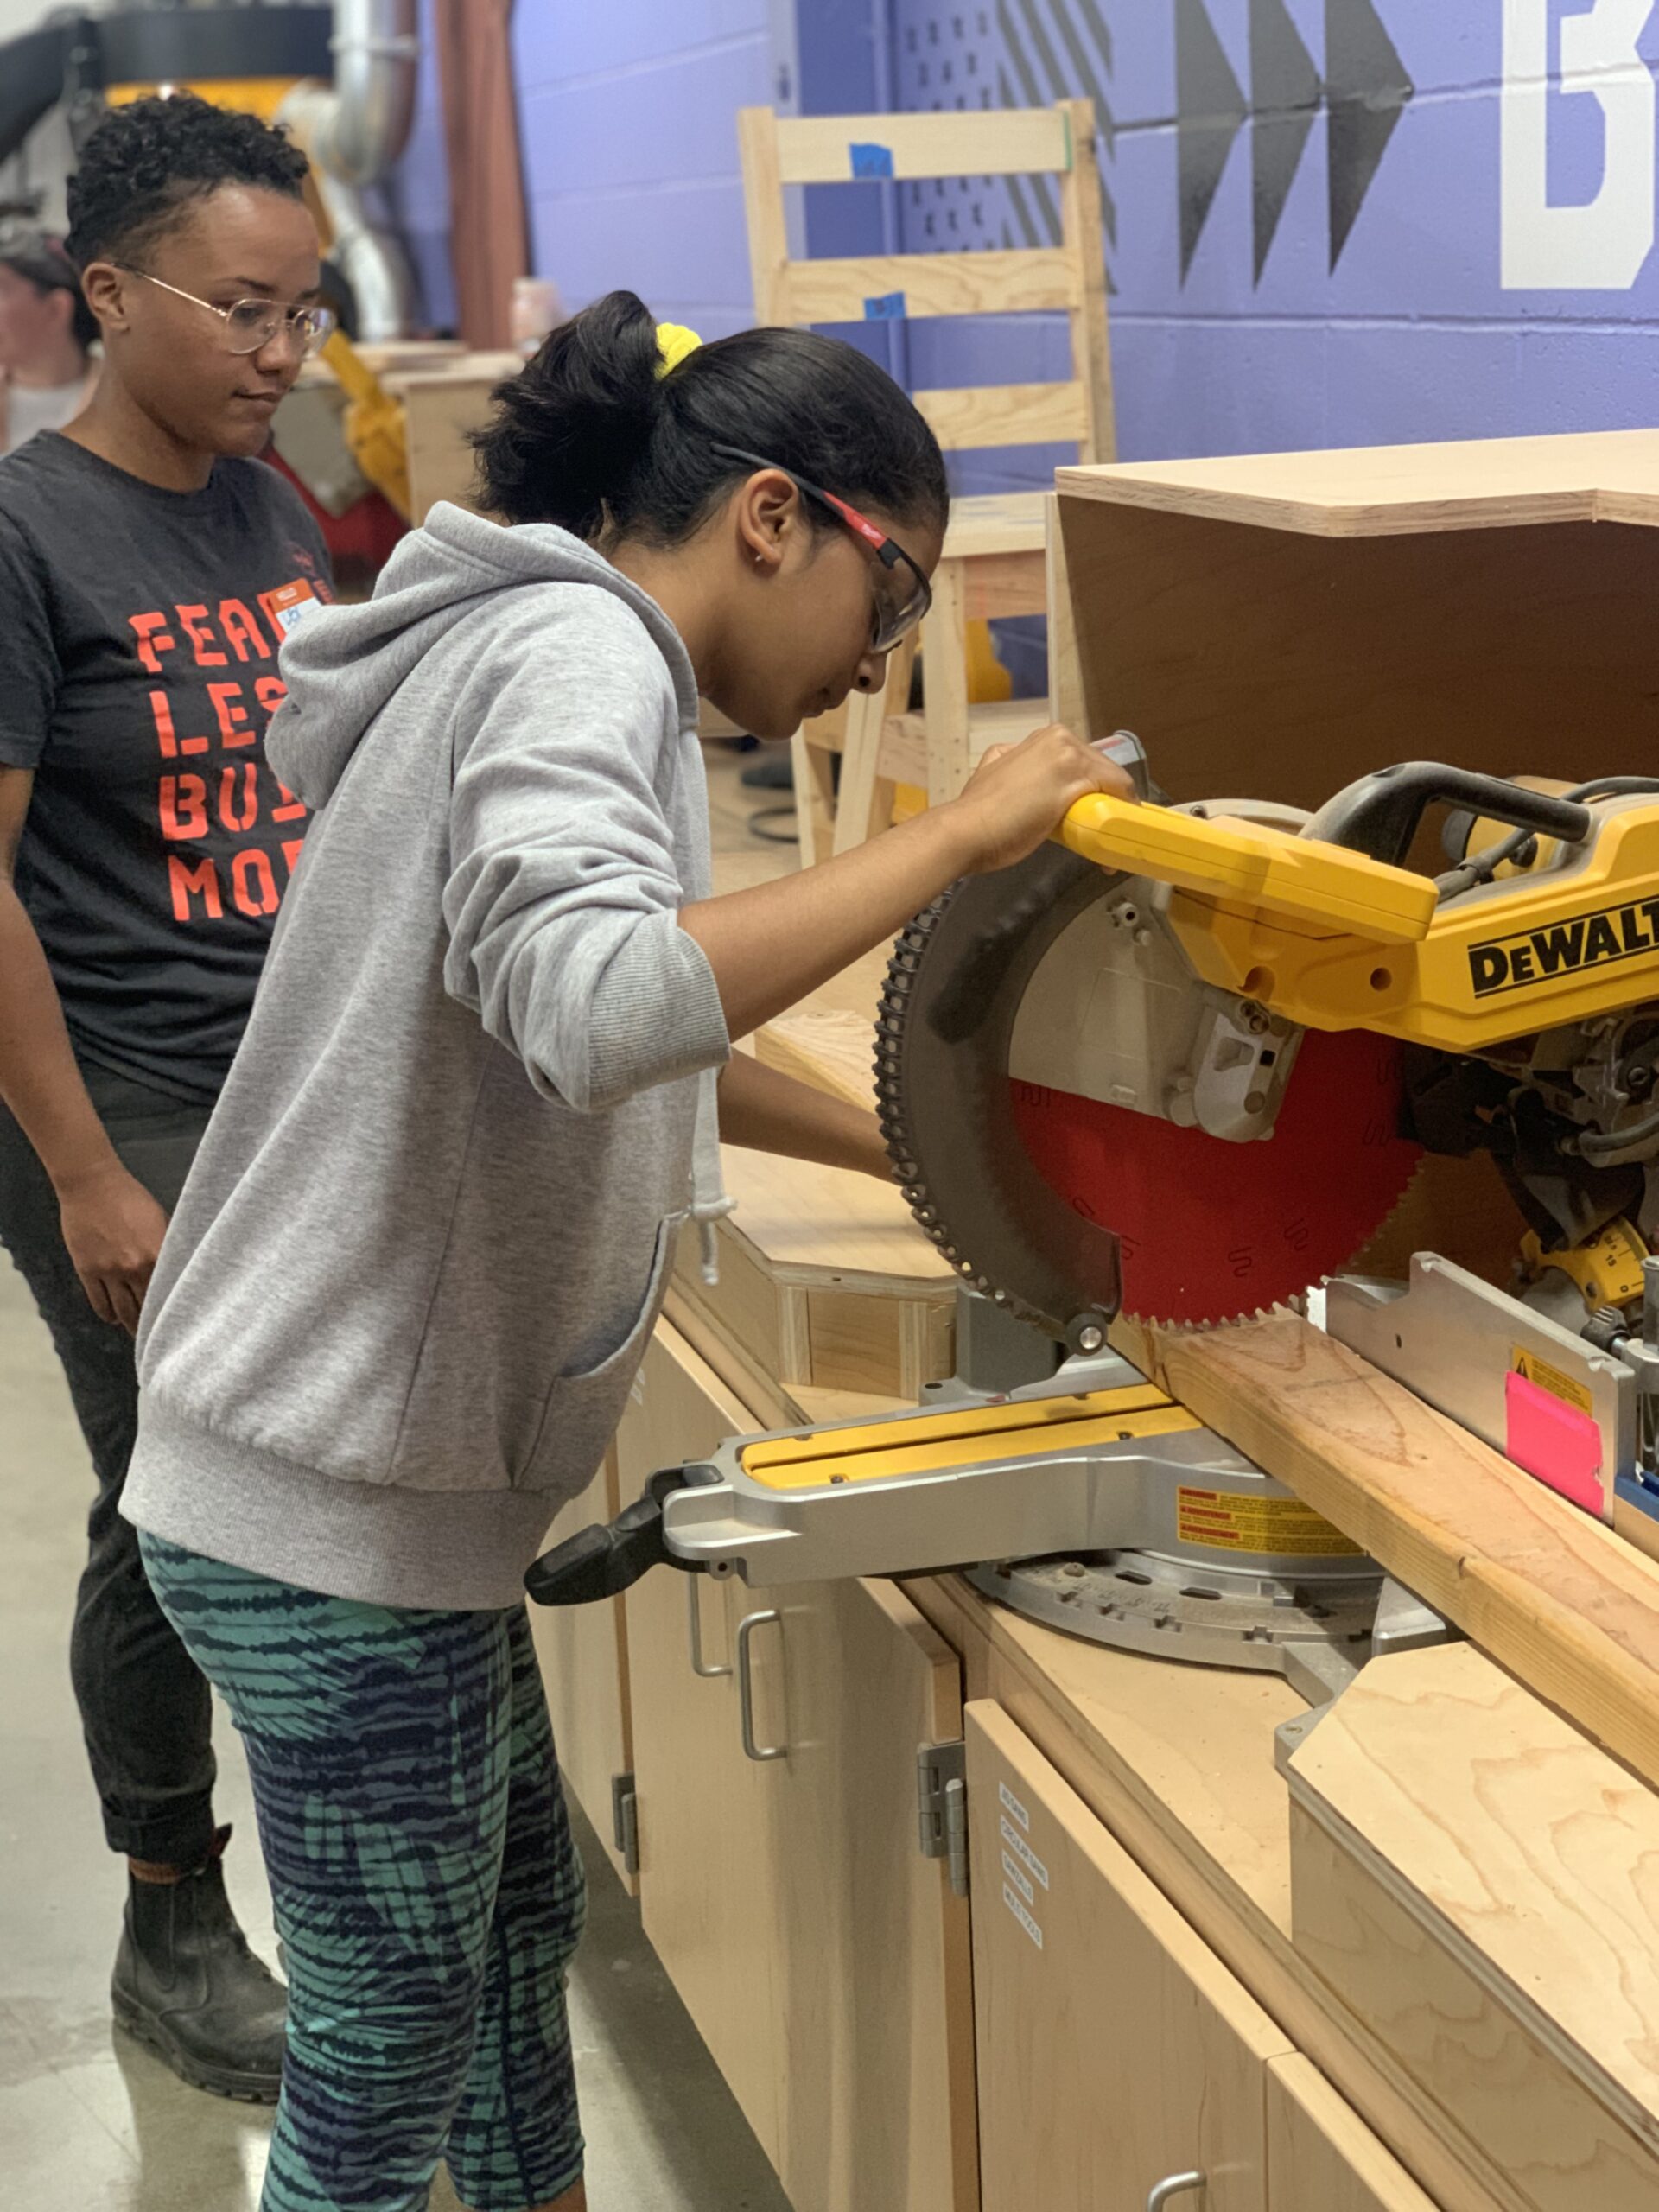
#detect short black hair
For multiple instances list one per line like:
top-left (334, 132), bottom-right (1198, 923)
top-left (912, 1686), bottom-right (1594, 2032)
top-left (65, 92), bottom-right (309, 271)
top-left (474, 289), bottom-right (949, 546)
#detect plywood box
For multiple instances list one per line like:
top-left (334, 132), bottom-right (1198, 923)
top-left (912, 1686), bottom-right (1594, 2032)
top-left (1287, 1643), bottom-right (1659, 2212)
top-left (1050, 429), bottom-right (1659, 813)
top-left (670, 1144), bottom-right (955, 1414)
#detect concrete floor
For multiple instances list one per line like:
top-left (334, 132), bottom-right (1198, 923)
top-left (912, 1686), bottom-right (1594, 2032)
top-left (0, 748), bottom-right (796, 2210)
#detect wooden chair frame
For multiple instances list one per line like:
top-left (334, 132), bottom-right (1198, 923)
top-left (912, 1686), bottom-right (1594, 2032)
top-left (737, 99), bottom-right (1115, 859)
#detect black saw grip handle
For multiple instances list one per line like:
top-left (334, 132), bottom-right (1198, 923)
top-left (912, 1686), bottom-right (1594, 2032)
top-left (1303, 763), bottom-right (1591, 868)
top-left (524, 1464), bottom-right (720, 1606)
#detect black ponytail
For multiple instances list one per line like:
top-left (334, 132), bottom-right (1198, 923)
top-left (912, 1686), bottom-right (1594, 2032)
top-left (472, 289), bottom-right (947, 546)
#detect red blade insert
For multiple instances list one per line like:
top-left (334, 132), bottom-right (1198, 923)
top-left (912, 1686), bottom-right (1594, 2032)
top-left (1011, 1028), bottom-right (1423, 1325)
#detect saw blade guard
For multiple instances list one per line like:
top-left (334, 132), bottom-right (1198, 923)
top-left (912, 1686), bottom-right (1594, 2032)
top-left (877, 822), bottom-right (1422, 1332)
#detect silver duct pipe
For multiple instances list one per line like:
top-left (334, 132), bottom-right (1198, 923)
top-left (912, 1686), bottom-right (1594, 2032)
top-left (308, 167), bottom-right (420, 342)
top-left (297, 0), bottom-right (419, 188)
top-left (279, 0), bottom-right (421, 342)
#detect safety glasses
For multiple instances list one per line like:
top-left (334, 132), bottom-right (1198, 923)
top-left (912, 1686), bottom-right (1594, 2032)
top-left (120, 267), bottom-right (338, 359)
top-left (712, 444), bottom-right (932, 653)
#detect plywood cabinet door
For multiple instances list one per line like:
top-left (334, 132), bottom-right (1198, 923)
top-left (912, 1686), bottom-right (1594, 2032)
top-left (619, 1325), bottom-right (783, 2164)
top-left (968, 1700), bottom-right (1292, 2212)
top-left (1267, 2056), bottom-right (1443, 2212)
top-left (528, 1447), bottom-right (636, 1891)
top-left (741, 1571), bottom-right (979, 2212)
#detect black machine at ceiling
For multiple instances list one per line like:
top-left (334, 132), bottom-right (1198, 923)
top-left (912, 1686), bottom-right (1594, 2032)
top-left (0, 6), bottom-right (334, 171)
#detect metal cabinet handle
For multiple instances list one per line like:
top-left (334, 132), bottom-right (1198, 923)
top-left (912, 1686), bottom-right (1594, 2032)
top-left (1147, 2175), bottom-right (1205, 2211)
top-left (686, 1575), bottom-right (730, 1678)
top-left (735, 1608), bottom-right (786, 1761)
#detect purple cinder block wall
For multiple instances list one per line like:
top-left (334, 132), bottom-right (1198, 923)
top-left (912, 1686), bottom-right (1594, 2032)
top-left (890, 0), bottom-right (1659, 479)
top-left (411, 3), bottom-right (1659, 453)
top-left (511, 3), bottom-right (779, 340)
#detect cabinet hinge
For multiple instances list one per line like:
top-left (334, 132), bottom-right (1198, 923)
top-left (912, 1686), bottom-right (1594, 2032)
top-left (916, 1739), bottom-right (969, 1898)
top-left (611, 1771), bottom-right (639, 1876)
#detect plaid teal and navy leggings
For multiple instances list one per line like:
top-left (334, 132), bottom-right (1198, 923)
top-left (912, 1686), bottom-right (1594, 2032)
top-left (139, 1533), bottom-right (587, 2212)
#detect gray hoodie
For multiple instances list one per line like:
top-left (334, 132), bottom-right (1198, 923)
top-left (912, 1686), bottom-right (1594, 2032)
top-left (123, 504), bottom-right (732, 1609)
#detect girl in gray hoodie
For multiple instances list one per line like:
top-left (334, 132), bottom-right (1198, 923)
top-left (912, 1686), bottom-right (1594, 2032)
top-left (120, 289), bottom-right (1128, 2212)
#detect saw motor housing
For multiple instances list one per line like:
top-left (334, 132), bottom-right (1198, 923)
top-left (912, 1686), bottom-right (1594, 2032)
top-left (1011, 766), bottom-right (1659, 1332)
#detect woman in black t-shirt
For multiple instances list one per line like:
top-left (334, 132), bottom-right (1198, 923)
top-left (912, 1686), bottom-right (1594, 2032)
top-left (0, 92), bottom-right (334, 2106)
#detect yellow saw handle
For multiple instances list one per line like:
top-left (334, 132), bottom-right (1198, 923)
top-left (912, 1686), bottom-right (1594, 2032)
top-left (1054, 792), bottom-right (1437, 945)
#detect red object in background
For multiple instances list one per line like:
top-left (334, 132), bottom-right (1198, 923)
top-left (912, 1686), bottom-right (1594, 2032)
top-left (262, 447), bottom-right (406, 586)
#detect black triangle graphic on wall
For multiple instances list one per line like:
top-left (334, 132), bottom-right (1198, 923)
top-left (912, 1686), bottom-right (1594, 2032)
top-left (1176, 0), bottom-right (1249, 282)
top-left (1251, 0), bottom-right (1323, 283)
top-left (1326, 0), bottom-right (1414, 270)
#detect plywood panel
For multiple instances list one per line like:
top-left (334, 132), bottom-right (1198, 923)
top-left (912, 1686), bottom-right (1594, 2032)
top-left (1058, 428), bottom-right (1659, 537)
top-left (781, 249), bottom-right (1079, 324)
top-left (969, 1700), bottom-right (1287, 2212)
top-left (753, 1577), bottom-right (978, 2212)
top-left (1287, 1643), bottom-right (1659, 2202)
top-left (772, 105), bottom-right (1071, 183)
top-left (1267, 2056), bottom-right (1442, 2212)
top-left (668, 1144), bottom-right (956, 1406)
top-left (620, 1325), bottom-right (783, 2161)
top-left (1053, 496), bottom-right (1653, 813)
top-left (528, 1447), bottom-right (634, 1891)
top-left (913, 380), bottom-right (1089, 452)
top-left (940, 491), bottom-right (1048, 560)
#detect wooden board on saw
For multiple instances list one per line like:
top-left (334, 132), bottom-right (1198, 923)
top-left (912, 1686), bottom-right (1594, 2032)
top-left (1154, 1313), bottom-right (1659, 1801)
top-left (756, 1007), bottom-right (879, 1112)
top-left (669, 1143), bottom-right (955, 1414)
top-left (1287, 1642), bottom-right (1659, 2212)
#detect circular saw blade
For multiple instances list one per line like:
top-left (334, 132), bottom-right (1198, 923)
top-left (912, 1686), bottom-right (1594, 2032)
top-left (877, 845), bottom-right (1422, 1340)
top-left (1010, 1027), bottom-right (1424, 1327)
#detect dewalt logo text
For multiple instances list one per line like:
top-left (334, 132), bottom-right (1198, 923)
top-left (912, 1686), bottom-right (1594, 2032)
top-left (1469, 898), bottom-right (1659, 996)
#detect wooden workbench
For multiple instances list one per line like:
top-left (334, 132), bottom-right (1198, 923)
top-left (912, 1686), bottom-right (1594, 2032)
top-left (529, 982), bottom-right (1659, 2212)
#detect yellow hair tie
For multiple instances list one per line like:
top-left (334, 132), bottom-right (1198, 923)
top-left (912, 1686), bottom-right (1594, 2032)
top-left (656, 321), bottom-right (702, 377)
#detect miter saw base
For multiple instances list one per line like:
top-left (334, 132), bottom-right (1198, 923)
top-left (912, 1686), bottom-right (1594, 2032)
top-left (966, 1550), bottom-right (1376, 1682)
top-left (528, 1306), bottom-right (1450, 1707)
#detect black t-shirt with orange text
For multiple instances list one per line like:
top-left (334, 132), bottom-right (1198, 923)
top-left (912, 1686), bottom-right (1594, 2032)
top-left (0, 432), bottom-right (334, 1103)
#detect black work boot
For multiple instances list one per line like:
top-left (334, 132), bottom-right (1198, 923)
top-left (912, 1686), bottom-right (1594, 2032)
top-left (111, 1825), bottom-right (286, 2103)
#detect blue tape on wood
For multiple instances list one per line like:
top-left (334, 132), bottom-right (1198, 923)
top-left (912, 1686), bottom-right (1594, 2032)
top-left (849, 141), bottom-right (895, 179)
top-left (863, 291), bottom-right (906, 321)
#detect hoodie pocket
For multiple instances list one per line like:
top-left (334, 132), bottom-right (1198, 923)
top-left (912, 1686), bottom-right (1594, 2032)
top-left (515, 1211), bottom-right (683, 1494)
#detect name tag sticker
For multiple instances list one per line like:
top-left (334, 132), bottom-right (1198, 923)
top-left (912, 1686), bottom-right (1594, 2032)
top-left (261, 579), bottom-right (323, 641)
top-left (862, 290), bottom-right (906, 321)
top-left (849, 141), bottom-right (895, 178)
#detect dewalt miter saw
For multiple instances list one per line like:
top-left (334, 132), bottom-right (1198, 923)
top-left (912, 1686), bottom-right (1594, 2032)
top-left (529, 759), bottom-right (1659, 1697)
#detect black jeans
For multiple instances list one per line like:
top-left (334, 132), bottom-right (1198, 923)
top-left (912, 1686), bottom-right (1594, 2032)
top-left (0, 1060), bottom-right (216, 1866)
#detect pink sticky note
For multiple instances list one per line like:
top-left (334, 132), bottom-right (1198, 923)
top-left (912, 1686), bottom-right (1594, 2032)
top-left (1504, 1370), bottom-right (1605, 1516)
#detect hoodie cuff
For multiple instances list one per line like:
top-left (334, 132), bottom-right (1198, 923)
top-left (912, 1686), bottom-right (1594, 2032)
top-left (586, 911), bottom-right (731, 1110)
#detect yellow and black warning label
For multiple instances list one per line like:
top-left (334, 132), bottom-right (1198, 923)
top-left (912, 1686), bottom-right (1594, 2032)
top-left (1510, 1347), bottom-right (1594, 1417)
top-left (1176, 1486), bottom-right (1365, 1556)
